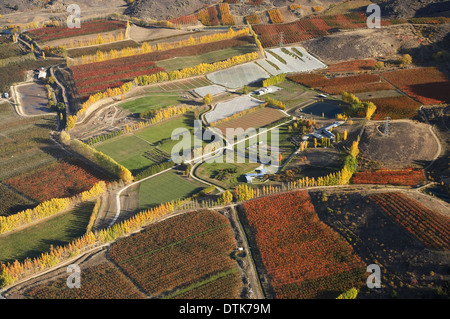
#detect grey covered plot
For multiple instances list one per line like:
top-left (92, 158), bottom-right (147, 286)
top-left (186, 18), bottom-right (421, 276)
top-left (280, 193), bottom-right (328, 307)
top-left (257, 46), bottom-right (327, 76)
top-left (206, 62), bottom-right (269, 89)
top-left (193, 84), bottom-right (227, 97)
top-left (205, 95), bottom-right (264, 124)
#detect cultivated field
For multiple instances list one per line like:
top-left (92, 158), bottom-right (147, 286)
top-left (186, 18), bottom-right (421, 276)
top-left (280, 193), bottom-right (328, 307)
top-left (214, 107), bottom-right (286, 133)
top-left (24, 263), bottom-right (146, 299)
top-left (366, 96), bottom-right (422, 120)
top-left (0, 102), bottom-right (66, 181)
top-left (0, 183), bottom-right (35, 217)
top-left (288, 73), bottom-right (394, 95)
top-left (137, 170), bottom-right (206, 209)
top-left (368, 192), bottom-right (450, 250)
top-left (381, 67), bottom-right (450, 105)
top-left (95, 113), bottom-right (195, 174)
top-left (352, 168), bottom-right (426, 186)
top-left (324, 59), bottom-right (377, 73)
top-left (239, 191), bottom-right (366, 299)
top-left (109, 210), bottom-right (242, 298)
top-left (310, 190), bottom-right (450, 298)
top-left (253, 12), bottom-right (377, 47)
top-left (6, 158), bottom-right (108, 202)
top-left (25, 19), bottom-right (127, 46)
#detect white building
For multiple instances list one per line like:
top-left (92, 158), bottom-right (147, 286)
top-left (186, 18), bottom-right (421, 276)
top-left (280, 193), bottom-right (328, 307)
top-left (38, 67), bottom-right (47, 79)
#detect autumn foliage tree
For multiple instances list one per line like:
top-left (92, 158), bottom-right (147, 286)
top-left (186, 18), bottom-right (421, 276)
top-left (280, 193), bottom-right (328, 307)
top-left (203, 93), bottom-right (213, 105)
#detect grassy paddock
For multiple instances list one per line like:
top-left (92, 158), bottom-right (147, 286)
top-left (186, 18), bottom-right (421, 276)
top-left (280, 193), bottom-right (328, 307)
top-left (118, 93), bottom-right (185, 114)
top-left (0, 202), bottom-right (95, 263)
top-left (138, 170), bottom-right (207, 209)
top-left (156, 45), bottom-right (257, 72)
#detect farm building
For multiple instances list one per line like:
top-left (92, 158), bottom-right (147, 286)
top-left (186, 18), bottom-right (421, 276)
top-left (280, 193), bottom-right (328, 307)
top-left (308, 121), bottom-right (344, 141)
top-left (245, 165), bottom-right (269, 183)
top-left (257, 87), bottom-right (273, 96)
top-left (37, 67), bottom-right (47, 79)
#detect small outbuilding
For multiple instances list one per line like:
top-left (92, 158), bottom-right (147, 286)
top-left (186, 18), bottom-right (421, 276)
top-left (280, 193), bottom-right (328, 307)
top-left (37, 67), bottom-right (47, 79)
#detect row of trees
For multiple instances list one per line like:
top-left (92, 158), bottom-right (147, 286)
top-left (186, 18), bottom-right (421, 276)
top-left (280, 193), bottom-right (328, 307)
top-left (341, 91), bottom-right (377, 119)
top-left (247, 22), bottom-right (265, 58)
top-left (59, 133), bottom-right (133, 183)
top-left (265, 96), bottom-right (286, 110)
top-left (69, 27), bottom-right (249, 66)
top-left (0, 182), bottom-right (106, 235)
top-left (86, 198), bottom-right (101, 233)
top-left (262, 73), bottom-right (285, 88)
top-left (64, 32), bottom-right (126, 50)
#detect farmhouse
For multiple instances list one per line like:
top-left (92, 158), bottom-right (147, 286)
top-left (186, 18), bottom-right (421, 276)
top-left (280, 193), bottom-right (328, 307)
top-left (245, 165), bottom-right (269, 183)
top-left (257, 87), bottom-right (273, 96)
top-left (308, 121), bottom-right (344, 141)
top-left (37, 67), bottom-right (47, 79)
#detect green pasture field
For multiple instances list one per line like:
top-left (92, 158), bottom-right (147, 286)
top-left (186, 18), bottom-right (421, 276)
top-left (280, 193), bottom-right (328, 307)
top-left (95, 113), bottom-right (201, 174)
top-left (94, 134), bottom-right (156, 175)
top-left (137, 170), bottom-right (207, 209)
top-left (195, 156), bottom-right (260, 189)
top-left (118, 92), bottom-right (185, 114)
top-left (140, 76), bottom-right (212, 94)
top-left (156, 45), bottom-right (257, 72)
top-left (0, 202), bottom-right (95, 263)
top-left (67, 40), bottom-right (141, 58)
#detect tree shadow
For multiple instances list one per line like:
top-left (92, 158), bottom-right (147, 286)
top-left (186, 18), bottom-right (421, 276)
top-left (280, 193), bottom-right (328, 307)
top-left (415, 1), bottom-right (450, 17)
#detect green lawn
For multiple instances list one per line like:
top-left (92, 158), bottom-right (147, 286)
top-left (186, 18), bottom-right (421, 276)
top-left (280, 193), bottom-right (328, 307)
top-left (134, 112), bottom-right (201, 154)
top-left (263, 81), bottom-right (309, 110)
top-left (195, 157), bottom-right (260, 190)
top-left (94, 112), bottom-right (206, 174)
top-left (95, 134), bottom-right (156, 175)
top-left (118, 93), bottom-right (185, 114)
top-left (0, 202), bottom-right (94, 263)
top-left (138, 170), bottom-right (206, 209)
top-left (156, 45), bottom-right (257, 71)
